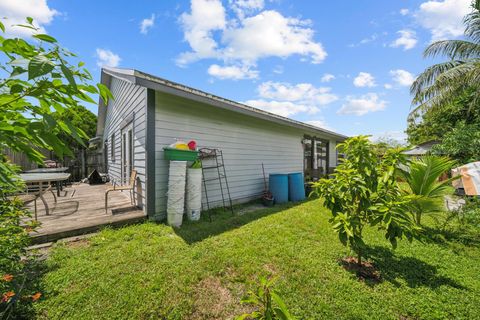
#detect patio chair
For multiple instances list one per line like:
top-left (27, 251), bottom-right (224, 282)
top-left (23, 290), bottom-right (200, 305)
top-left (105, 170), bottom-right (137, 214)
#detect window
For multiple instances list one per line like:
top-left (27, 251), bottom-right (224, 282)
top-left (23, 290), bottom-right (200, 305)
top-left (111, 133), bottom-right (115, 162)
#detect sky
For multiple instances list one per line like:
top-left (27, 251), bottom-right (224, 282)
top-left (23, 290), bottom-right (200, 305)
top-left (0, 0), bottom-right (474, 142)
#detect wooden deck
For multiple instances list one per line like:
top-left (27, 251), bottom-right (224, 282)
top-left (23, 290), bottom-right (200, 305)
top-left (27, 183), bottom-right (147, 244)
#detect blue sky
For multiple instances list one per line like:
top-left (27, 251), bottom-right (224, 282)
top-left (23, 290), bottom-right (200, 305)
top-left (0, 0), bottom-right (473, 141)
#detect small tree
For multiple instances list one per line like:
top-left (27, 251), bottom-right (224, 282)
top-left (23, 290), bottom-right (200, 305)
top-left (0, 18), bottom-right (111, 185)
top-left (312, 136), bottom-right (419, 266)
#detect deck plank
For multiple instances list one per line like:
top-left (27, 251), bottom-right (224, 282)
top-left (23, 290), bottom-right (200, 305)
top-left (25, 183), bottom-right (147, 244)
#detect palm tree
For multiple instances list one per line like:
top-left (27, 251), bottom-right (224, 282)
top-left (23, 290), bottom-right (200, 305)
top-left (401, 156), bottom-right (458, 225)
top-left (409, 0), bottom-right (480, 120)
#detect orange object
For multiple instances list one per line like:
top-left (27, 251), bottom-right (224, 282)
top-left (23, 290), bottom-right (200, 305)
top-left (2, 274), bottom-right (13, 282)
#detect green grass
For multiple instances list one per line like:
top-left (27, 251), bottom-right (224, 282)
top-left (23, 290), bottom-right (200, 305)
top-left (35, 200), bottom-right (480, 319)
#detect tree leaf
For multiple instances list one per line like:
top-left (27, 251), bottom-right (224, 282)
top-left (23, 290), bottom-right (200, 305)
top-left (33, 34), bottom-right (57, 43)
top-left (0, 21), bottom-right (5, 33)
top-left (28, 55), bottom-right (55, 80)
top-left (61, 64), bottom-right (77, 89)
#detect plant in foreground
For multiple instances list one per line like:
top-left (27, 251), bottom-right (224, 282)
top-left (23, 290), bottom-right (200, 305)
top-left (0, 17), bottom-right (112, 186)
top-left (0, 158), bottom-right (40, 319)
top-left (401, 156), bottom-right (458, 225)
top-left (236, 277), bottom-right (295, 320)
top-left (312, 136), bottom-right (419, 266)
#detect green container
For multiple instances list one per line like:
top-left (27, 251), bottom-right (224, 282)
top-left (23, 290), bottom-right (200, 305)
top-left (163, 147), bottom-right (198, 161)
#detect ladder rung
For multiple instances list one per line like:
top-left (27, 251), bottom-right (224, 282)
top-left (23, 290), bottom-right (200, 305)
top-left (202, 165), bottom-right (224, 169)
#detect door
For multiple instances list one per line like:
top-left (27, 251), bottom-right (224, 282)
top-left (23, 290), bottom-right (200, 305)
top-left (121, 123), bottom-right (134, 184)
top-left (303, 136), bottom-right (329, 181)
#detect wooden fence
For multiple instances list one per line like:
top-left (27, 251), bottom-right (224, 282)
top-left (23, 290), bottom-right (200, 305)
top-left (3, 148), bottom-right (105, 181)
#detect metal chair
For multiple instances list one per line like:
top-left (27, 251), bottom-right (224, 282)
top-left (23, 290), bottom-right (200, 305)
top-left (105, 170), bottom-right (137, 214)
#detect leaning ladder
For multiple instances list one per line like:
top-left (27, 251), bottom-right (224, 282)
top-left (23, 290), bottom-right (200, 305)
top-left (199, 148), bottom-right (234, 219)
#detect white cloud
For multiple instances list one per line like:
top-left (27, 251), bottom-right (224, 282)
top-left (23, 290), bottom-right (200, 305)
top-left (229, 0), bottom-right (264, 19)
top-left (95, 49), bottom-right (121, 68)
top-left (353, 72), bottom-right (376, 88)
top-left (400, 8), bottom-right (410, 16)
top-left (178, 0), bottom-right (327, 79)
top-left (390, 69), bottom-right (415, 86)
top-left (321, 73), bottom-right (335, 83)
top-left (177, 0), bottom-right (226, 64)
top-left (244, 81), bottom-right (338, 118)
top-left (258, 81), bottom-right (338, 105)
top-left (416, 0), bottom-right (471, 40)
top-left (338, 93), bottom-right (387, 116)
top-left (207, 64), bottom-right (258, 79)
top-left (243, 99), bottom-right (311, 117)
top-left (0, 0), bottom-right (58, 36)
top-left (390, 29), bottom-right (417, 50)
top-left (222, 10), bottom-right (326, 64)
top-left (305, 119), bottom-right (333, 131)
top-left (140, 14), bottom-right (155, 34)
top-left (272, 65), bottom-right (284, 74)
top-left (384, 83), bottom-right (393, 89)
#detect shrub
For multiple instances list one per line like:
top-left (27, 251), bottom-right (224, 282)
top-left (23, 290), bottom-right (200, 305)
top-left (236, 277), bottom-right (295, 320)
top-left (0, 158), bottom-right (40, 319)
top-left (312, 136), bottom-right (419, 266)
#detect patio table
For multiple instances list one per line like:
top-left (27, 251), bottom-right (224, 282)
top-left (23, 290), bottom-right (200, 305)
top-left (24, 168), bottom-right (70, 194)
top-left (26, 167), bottom-right (69, 173)
top-left (20, 173), bottom-right (71, 197)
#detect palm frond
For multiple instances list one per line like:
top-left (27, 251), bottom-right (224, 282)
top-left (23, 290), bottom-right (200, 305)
top-left (424, 40), bottom-right (480, 60)
top-left (404, 156), bottom-right (456, 198)
top-left (465, 2), bottom-right (480, 42)
top-left (410, 60), bottom-right (464, 99)
top-left (409, 60), bottom-right (480, 118)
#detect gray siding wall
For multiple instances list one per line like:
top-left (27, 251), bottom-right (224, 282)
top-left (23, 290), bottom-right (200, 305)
top-left (103, 77), bottom-right (147, 210)
top-left (153, 92), bottom-right (337, 219)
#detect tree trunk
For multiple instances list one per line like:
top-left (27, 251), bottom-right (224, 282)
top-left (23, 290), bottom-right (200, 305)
top-left (357, 252), bottom-right (362, 266)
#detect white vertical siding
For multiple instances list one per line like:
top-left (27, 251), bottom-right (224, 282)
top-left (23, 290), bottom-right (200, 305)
top-left (103, 77), bottom-right (147, 210)
top-left (153, 92), bottom-right (334, 219)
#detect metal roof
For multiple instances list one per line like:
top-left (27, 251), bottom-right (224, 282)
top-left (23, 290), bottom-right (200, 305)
top-left (97, 67), bottom-right (348, 141)
top-left (403, 140), bottom-right (440, 156)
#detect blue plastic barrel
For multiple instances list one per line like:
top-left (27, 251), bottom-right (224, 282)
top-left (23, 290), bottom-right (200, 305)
top-left (288, 172), bottom-right (306, 202)
top-left (269, 173), bottom-right (289, 204)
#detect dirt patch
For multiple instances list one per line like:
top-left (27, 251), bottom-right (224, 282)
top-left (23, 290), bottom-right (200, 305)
top-left (263, 263), bottom-right (278, 275)
top-left (66, 239), bottom-right (90, 249)
top-left (340, 257), bottom-right (381, 284)
top-left (189, 277), bottom-right (249, 320)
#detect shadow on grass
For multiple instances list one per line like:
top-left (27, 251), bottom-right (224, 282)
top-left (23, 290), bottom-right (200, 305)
top-left (360, 246), bottom-right (466, 290)
top-left (421, 225), bottom-right (480, 248)
top-left (173, 201), bottom-right (302, 244)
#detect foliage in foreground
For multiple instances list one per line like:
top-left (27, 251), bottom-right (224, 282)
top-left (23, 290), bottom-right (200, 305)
top-left (237, 277), bottom-right (295, 320)
top-left (0, 158), bottom-right (39, 319)
top-left (0, 18), bottom-right (111, 186)
top-left (311, 136), bottom-right (419, 265)
top-left (401, 156), bottom-right (458, 225)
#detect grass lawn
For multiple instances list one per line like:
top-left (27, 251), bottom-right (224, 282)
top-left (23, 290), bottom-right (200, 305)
top-left (35, 199), bottom-right (480, 319)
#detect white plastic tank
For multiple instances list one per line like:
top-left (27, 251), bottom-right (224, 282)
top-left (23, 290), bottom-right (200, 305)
top-left (186, 167), bottom-right (202, 221)
top-left (167, 161), bottom-right (187, 227)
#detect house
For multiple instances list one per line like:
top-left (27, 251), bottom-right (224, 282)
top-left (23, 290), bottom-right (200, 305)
top-left (403, 140), bottom-right (440, 157)
top-left (94, 67), bottom-right (348, 220)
